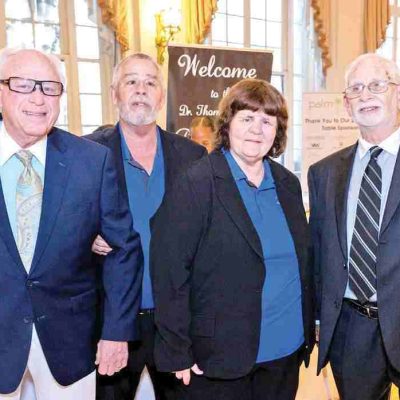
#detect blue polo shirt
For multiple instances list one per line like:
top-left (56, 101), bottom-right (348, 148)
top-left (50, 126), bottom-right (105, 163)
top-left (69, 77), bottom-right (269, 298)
top-left (224, 149), bottom-right (304, 362)
top-left (120, 125), bottom-right (165, 309)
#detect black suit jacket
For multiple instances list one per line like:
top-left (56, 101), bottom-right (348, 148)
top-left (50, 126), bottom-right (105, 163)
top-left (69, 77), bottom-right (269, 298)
top-left (150, 150), bottom-right (315, 379)
top-left (85, 125), bottom-right (207, 199)
top-left (308, 143), bottom-right (400, 373)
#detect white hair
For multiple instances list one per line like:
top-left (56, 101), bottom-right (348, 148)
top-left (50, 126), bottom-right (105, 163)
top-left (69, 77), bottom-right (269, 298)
top-left (344, 53), bottom-right (400, 87)
top-left (111, 52), bottom-right (164, 90)
top-left (0, 47), bottom-right (66, 86)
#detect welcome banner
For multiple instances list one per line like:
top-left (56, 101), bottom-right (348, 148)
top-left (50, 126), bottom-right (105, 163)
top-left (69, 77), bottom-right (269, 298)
top-left (166, 44), bottom-right (273, 136)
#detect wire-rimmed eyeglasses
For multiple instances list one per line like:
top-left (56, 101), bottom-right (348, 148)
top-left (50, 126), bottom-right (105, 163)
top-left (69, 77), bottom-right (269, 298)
top-left (343, 80), bottom-right (398, 99)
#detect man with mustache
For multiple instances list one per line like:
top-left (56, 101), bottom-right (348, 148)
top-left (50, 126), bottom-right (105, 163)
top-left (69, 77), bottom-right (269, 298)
top-left (308, 53), bottom-right (400, 399)
top-left (86, 53), bottom-right (206, 400)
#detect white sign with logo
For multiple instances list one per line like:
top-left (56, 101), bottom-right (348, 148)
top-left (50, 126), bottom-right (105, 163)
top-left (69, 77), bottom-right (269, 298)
top-left (301, 92), bottom-right (359, 204)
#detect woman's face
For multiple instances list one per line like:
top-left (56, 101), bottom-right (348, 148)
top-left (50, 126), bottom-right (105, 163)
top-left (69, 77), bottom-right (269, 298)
top-left (228, 109), bottom-right (277, 165)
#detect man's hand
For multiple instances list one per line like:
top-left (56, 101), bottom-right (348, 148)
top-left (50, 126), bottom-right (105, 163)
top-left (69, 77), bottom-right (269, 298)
top-left (92, 235), bottom-right (113, 256)
top-left (96, 340), bottom-right (128, 376)
top-left (174, 364), bottom-right (204, 385)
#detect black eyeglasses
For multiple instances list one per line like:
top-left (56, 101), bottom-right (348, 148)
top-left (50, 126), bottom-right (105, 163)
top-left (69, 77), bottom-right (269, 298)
top-left (0, 76), bottom-right (63, 96)
top-left (343, 80), bottom-right (398, 99)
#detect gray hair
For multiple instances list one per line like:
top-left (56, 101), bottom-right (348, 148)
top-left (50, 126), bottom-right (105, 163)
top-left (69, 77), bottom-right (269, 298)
top-left (344, 53), bottom-right (400, 87)
top-left (111, 52), bottom-right (164, 90)
top-left (0, 47), bottom-right (66, 85)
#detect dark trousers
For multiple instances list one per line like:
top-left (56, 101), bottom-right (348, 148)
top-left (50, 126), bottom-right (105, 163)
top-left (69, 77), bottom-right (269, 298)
top-left (328, 300), bottom-right (400, 400)
top-left (178, 346), bottom-right (303, 400)
top-left (96, 312), bottom-right (178, 400)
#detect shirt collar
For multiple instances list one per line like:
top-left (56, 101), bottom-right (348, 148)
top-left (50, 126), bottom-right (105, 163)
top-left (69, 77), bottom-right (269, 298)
top-left (0, 122), bottom-right (47, 166)
top-left (358, 127), bottom-right (400, 159)
top-left (119, 123), bottom-right (163, 162)
top-left (222, 148), bottom-right (275, 189)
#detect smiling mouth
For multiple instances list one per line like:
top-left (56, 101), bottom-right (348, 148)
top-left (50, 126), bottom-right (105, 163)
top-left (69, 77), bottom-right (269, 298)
top-left (23, 111), bottom-right (47, 117)
top-left (358, 105), bottom-right (380, 113)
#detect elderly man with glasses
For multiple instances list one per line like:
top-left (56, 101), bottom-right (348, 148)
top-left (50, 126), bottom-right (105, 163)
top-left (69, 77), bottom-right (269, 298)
top-left (308, 53), bottom-right (400, 400)
top-left (0, 48), bottom-right (143, 400)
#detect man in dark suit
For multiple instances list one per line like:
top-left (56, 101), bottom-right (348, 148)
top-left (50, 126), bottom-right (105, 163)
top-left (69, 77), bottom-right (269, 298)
top-left (86, 52), bottom-right (206, 400)
top-left (0, 48), bottom-right (142, 400)
top-left (308, 53), bottom-right (400, 400)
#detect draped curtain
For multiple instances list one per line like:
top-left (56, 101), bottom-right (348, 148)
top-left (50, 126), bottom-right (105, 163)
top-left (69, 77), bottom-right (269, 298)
top-left (98, 0), bottom-right (129, 52)
top-left (364, 0), bottom-right (390, 52)
top-left (311, 0), bottom-right (332, 76)
top-left (182, 0), bottom-right (218, 43)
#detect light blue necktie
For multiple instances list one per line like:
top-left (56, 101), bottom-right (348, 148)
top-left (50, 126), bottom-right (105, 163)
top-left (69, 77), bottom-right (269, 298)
top-left (15, 150), bottom-right (43, 272)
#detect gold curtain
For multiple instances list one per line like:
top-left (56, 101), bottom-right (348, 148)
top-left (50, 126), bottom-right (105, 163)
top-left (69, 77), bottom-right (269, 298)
top-left (364, 0), bottom-right (390, 52)
top-left (98, 0), bottom-right (129, 52)
top-left (311, 0), bottom-right (332, 76)
top-left (182, 0), bottom-right (218, 43)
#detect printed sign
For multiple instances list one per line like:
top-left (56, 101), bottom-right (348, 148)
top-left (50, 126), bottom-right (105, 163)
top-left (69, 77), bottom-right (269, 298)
top-left (167, 44), bottom-right (273, 136)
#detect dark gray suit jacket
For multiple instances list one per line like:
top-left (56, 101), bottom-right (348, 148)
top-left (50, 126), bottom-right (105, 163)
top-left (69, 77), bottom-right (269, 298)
top-left (308, 143), bottom-right (400, 373)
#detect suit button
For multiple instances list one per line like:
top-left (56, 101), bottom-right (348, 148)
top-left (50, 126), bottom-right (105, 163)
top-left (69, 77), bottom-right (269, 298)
top-left (26, 280), bottom-right (33, 288)
top-left (36, 315), bottom-right (46, 322)
top-left (343, 263), bottom-right (347, 270)
top-left (334, 300), bottom-right (340, 308)
top-left (23, 317), bottom-right (33, 324)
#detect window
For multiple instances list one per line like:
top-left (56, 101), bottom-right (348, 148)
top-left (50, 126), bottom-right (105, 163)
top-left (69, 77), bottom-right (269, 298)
top-left (377, 0), bottom-right (400, 64)
top-left (0, 0), bottom-right (117, 135)
top-left (210, 0), bottom-right (311, 177)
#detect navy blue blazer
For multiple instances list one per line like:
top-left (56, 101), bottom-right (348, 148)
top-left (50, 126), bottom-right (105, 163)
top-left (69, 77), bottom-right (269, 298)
top-left (0, 128), bottom-right (143, 393)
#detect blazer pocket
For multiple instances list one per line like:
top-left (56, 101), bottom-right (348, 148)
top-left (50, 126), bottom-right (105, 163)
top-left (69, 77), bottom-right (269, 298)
top-left (191, 315), bottom-right (215, 337)
top-left (70, 288), bottom-right (98, 313)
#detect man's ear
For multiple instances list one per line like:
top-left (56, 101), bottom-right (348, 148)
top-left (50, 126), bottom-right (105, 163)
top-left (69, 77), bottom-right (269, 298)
top-left (396, 83), bottom-right (400, 111)
top-left (111, 85), bottom-right (118, 106)
top-left (343, 95), bottom-right (352, 117)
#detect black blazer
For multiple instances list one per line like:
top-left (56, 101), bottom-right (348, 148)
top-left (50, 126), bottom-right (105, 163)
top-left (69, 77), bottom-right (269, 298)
top-left (150, 150), bottom-right (315, 379)
top-left (309, 143), bottom-right (400, 374)
top-left (85, 125), bottom-right (207, 199)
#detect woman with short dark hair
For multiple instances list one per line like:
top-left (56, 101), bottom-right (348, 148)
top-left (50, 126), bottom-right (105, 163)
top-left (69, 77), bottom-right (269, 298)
top-left (151, 78), bottom-right (315, 400)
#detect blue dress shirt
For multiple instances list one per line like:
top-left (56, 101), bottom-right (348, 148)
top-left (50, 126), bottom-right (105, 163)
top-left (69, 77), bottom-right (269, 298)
top-left (120, 125), bottom-right (165, 309)
top-left (224, 149), bottom-right (304, 362)
top-left (0, 123), bottom-right (46, 242)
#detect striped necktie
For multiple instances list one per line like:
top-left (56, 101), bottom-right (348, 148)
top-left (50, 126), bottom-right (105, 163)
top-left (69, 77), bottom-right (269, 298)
top-left (15, 150), bottom-right (43, 272)
top-left (349, 146), bottom-right (383, 303)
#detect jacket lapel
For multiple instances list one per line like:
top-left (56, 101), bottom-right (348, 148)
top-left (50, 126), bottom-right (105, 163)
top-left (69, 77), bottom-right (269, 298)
top-left (210, 152), bottom-right (263, 260)
top-left (380, 149), bottom-right (400, 234)
top-left (0, 181), bottom-right (25, 273)
top-left (160, 129), bottom-right (184, 191)
top-left (270, 161), bottom-right (304, 246)
top-left (102, 126), bottom-right (128, 199)
top-left (335, 144), bottom-right (357, 260)
top-left (30, 129), bottom-right (70, 273)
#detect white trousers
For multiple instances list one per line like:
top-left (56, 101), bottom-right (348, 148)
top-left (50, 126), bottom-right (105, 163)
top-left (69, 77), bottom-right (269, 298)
top-left (0, 326), bottom-right (95, 400)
